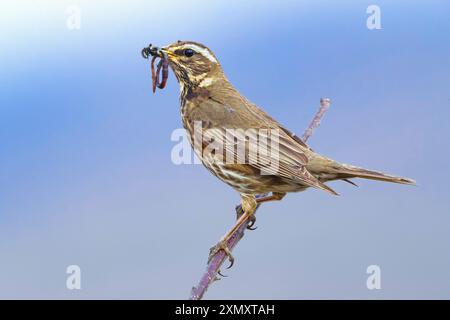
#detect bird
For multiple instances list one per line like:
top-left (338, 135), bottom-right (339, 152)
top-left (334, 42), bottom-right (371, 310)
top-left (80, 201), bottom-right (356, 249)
top-left (144, 40), bottom-right (415, 265)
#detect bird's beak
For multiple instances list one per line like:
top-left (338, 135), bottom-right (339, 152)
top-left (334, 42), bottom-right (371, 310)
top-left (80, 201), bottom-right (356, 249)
top-left (160, 48), bottom-right (176, 59)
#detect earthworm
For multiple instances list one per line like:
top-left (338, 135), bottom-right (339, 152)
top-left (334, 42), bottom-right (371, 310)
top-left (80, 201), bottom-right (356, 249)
top-left (144, 45), bottom-right (169, 93)
top-left (151, 55), bottom-right (158, 93)
top-left (154, 52), bottom-right (169, 91)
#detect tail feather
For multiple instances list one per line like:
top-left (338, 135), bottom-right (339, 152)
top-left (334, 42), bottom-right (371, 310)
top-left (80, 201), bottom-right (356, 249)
top-left (317, 180), bottom-right (340, 196)
top-left (307, 155), bottom-right (415, 195)
top-left (334, 163), bottom-right (416, 185)
top-left (342, 178), bottom-right (359, 187)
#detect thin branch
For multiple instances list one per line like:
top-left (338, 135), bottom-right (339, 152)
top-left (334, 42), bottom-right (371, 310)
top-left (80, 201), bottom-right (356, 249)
top-left (301, 98), bottom-right (331, 142)
top-left (190, 199), bottom-right (266, 300)
top-left (190, 98), bottom-right (332, 300)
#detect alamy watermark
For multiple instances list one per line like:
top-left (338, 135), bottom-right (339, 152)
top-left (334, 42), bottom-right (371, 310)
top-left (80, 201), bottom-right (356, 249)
top-left (366, 5), bottom-right (382, 30)
top-left (66, 265), bottom-right (81, 290)
top-left (170, 121), bottom-right (281, 175)
top-left (66, 5), bottom-right (81, 30)
top-left (366, 264), bottom-right (381, 290)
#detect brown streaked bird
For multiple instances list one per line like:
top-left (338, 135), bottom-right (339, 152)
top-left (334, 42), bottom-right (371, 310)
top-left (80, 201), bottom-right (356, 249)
top-left (144, 41), bottom-right (415, 265)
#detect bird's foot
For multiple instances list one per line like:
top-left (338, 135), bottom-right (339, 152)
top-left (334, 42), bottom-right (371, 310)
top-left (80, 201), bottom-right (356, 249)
top-left (235, 205), bottom-right (257, 230)
top-left (208, 239), bottom-right (235, 269)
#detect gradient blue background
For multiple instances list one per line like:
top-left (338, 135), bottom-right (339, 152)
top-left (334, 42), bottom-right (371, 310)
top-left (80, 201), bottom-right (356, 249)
top-left (1, 0), bottom-right (449, 299)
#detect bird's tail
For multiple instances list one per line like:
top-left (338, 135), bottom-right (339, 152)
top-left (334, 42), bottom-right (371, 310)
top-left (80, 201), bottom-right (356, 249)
top-left (308, 156), bottom-right (416, 186)
top-left (334, 163), bottom-right (415, 185)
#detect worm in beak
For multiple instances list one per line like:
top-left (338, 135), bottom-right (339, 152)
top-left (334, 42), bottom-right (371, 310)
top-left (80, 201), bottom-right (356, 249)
top-left (142, 44), bottom-right (169, 93)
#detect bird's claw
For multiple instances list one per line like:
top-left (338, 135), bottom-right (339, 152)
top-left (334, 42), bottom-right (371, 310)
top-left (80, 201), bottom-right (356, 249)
top-left (217, 269), bottom-right (228, 278)
top-left (246, 215), bottom-right (257, 230)
top-left (208, 240), bottom-right (235, 269)
top-left (235, 205), bottom-right (257, 230)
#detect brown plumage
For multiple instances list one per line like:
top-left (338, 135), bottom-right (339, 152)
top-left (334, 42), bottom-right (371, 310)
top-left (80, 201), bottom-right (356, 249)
top-left (145, 41), bottom-right (415, 264)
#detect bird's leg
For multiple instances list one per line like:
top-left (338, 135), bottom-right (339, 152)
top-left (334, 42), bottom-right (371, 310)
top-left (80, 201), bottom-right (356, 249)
top-left (209, 193), bottom-right (285, 272)
top-left (235, 192), bottom-right (286, 230)
top-left (255, 192), bottom-right (286, 204)
top-left (208, 195), bottom-right (257, 269)
top-left (235, 204), bottom-right (257, 230)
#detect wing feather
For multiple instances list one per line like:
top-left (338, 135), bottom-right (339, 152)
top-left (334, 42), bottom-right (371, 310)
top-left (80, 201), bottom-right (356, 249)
top-left (186, 93), bottom-right (337, 195)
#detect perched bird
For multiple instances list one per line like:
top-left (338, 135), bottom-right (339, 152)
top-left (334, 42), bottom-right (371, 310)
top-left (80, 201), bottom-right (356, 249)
top-left (144, 41), bottom-right (415, 264)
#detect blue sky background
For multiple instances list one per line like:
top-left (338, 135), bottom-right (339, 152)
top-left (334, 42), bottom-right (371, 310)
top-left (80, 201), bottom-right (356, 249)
top-left (0, 0), bottom-right (449, 299)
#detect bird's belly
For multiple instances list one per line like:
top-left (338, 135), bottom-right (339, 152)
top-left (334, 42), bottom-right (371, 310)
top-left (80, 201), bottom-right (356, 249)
top-left (201, 155), bottom-right (307, 194)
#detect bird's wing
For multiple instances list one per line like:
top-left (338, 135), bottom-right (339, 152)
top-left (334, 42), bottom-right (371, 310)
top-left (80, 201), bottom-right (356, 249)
top-left (186, 93), bottom-right (337, 195)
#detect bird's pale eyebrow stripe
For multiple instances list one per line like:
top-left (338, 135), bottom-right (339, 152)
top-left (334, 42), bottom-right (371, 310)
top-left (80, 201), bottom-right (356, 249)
top-left (177, 44), bottom-right (217, 63)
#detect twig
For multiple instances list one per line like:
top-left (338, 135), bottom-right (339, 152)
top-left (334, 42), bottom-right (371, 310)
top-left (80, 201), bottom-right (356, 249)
top-left (189, 198), bottom-right (267, 300)
top-left (301, 98), bottom-right (331, 142)
top-left (189, 98), bottom-right (332, 300)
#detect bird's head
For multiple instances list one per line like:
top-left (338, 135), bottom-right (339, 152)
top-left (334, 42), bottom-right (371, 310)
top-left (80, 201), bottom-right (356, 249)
top-left (147, 41), bottom-right (224, 89)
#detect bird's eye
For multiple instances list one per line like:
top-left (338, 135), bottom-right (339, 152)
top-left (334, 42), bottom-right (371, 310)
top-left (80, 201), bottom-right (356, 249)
top-left (184, 49), bottom-right (195, 57)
